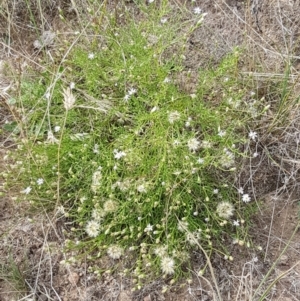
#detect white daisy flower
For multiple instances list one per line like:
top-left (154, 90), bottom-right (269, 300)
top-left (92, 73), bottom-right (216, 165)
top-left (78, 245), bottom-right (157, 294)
top-left (242, 194), bottom-right (251, 203)
top-left (54, 125), bottom-right (61, 132)
top-left (237, 187), bottom-right (244, 194)
top-left (88, 53), bottom-right (95, 59)
top-left (173, 139), bottom-right (180, 147)
top-left (36, 178), bottom-right (44, 185)
top-left (160, 17), bottom-right (168, 24)
top-left (193, 7), bottom-right (202, 14)
top-left (128, 88), bottom-right (137, 95)
top-left (113, 149), bottom-right (126, 159)
top-left (233, 220), bottom-right (240, 226)
top-left (218, 130), bottom-right (226, 137)
top-left (144, 224), bottom-right (153, 232)
top-left (249, 131), bottom-right (258, 141)
top-left (197, 158), bottom-right (204, 164)
top-left (124, 94), bottom-right (130, 102)
top-left (21, 186), bottom-right (32, 194)
top-left (137, 184), bottom-right (147, 193)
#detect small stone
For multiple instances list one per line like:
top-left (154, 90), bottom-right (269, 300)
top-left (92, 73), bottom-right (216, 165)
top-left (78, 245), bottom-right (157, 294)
top-left (68, 272), bottom-right (79, 286)
top-left (279, 254), bottom-right (289, 265)
top-left (144, 295), bottom-right (151, 301)
top-left (118, 290), bottom-right (132, 301)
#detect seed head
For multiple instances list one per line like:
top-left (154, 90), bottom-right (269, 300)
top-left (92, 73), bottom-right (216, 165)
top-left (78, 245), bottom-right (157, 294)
top-left (63, 87), bottom-right (76, 111)
top-left (216, 201), bottom-right (234, 219)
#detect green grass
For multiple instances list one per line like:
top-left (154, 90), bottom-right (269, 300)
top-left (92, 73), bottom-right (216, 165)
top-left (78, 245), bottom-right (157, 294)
top-left (0, 254), bottom-right (28, 299)
top-left (5, 2), bottom-right (271, 289)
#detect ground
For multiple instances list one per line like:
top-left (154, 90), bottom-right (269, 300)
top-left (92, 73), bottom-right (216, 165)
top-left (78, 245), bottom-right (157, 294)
top-left (1, 0), bottom-right (300, 300)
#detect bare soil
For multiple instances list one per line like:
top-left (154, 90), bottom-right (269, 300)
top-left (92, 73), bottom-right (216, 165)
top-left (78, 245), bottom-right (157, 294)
top-left (1, 1), bottom-right (300, 300)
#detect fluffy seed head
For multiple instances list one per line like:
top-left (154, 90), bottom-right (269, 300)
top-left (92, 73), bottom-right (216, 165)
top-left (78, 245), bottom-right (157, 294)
top-left (107, 245), bottom-right (123, 259)
top-left (62, 87), bottom-right (76, 111)
top-left (154, 246), bottom-right (167, 258)
top-left (85, 220), bottom-right (100, 237)
top-left (188, 138), bottom-right (200, 152)
top-left (216, 201), bottom-right (234, 219)
top-left (161, 256), bottom-right (175, 275)
top-left (168, 111), bottom-right (181, 124)
top-left (92, 208), bottom-right (105, 221)
top-left (103, 199), bottom-right (118, 213)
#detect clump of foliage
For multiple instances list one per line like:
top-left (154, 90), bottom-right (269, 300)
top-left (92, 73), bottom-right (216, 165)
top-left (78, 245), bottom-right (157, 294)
top-left (5, 2), bottom-right (266, 288)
